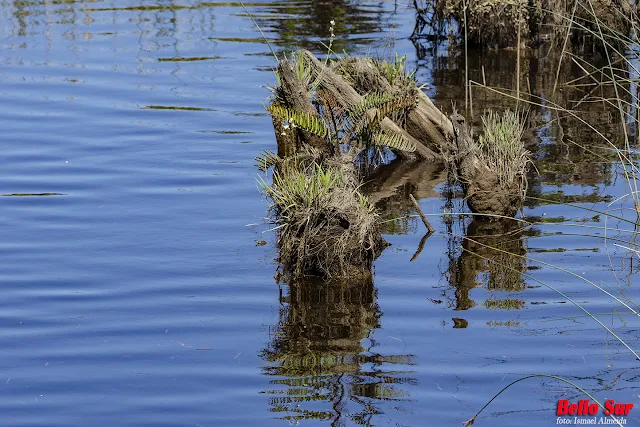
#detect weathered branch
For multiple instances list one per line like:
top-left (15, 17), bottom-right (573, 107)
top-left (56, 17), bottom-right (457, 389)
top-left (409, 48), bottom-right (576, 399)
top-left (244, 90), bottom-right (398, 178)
top-left (338, 57), bottom-right (454, 154)
top-left (299, 50), bottom-right (439, 160)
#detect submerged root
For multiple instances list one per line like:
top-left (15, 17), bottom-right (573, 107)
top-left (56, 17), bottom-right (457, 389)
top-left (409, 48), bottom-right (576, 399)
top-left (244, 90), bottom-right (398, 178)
top-left (261, 153), bottom-right (387, 279)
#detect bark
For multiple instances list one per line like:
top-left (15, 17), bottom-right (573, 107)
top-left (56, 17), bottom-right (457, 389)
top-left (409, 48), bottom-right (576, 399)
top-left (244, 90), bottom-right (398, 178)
top-left (339, 57), bottom-right (454, 153)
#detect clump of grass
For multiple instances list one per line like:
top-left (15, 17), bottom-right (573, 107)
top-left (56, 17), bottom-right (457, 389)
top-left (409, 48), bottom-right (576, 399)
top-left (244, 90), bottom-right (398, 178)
top-left (455, 108), bottom-right (531, 217)
top-left (375, 52), bottom-right (417, 89)
top-left (477, 109), bottom-right (530, 192)
top-left (259, 154), bottom-right (385, 278)
top-left (426, 0), bottom-right (633, 50)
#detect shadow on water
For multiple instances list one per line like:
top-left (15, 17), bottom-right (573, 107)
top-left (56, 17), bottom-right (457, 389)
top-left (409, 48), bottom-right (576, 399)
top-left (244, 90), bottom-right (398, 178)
top-left (261, 276), bottom-right (416, 425)
top-left (362, 158), bottom-right (447, 235)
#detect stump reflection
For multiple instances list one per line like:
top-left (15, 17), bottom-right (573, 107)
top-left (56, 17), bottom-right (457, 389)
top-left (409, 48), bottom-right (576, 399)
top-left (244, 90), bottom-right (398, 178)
top-left (446, 218), bottom-right (528, 319)
top-left (262, 276), bottom-right (416, 425)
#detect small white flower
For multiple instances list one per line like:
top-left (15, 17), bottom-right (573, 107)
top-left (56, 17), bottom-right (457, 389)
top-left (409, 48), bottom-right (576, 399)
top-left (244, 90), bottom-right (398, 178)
top-left (281, 132), bottom-right (286, 136)
top-left (283, 124), bottom-right (290, 130)
top-left (330, 20), bottom-right (335, 26)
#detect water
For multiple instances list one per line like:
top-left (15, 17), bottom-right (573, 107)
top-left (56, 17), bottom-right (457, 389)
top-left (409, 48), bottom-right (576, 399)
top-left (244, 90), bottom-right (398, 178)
top-left (0, 1), bottom-right (638, 426)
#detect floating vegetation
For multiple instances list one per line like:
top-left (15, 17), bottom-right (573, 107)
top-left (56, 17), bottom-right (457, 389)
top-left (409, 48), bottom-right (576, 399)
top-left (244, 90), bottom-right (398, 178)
top-left (483, 298), bottom-right (526, 310)
top-left (524, 215), bottom-right (568, 224)
top-left (525, 191), bottom-right (612, 205)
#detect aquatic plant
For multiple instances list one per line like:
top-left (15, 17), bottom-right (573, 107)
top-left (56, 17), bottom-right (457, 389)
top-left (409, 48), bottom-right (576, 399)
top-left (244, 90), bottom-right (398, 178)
top-left (438, 0), bottom-right (531, 48)
top-left (464, 375), bottom-right (627, 426)
top-left (445, 110), bottom-right (531, 217)
top-left (453, 4), bottom-right (640, 424)
top-left (267, 90), bottom-right (417, 153)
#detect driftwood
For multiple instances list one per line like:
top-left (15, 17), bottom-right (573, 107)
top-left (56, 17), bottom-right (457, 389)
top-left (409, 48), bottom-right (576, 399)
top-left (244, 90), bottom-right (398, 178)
top-left (273, 50), bottom-right (454, 162)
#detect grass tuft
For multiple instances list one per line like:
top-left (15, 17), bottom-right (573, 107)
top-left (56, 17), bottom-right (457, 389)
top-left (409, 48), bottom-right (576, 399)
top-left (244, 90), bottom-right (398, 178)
top-left (477, 109), bottom-right (531, 192)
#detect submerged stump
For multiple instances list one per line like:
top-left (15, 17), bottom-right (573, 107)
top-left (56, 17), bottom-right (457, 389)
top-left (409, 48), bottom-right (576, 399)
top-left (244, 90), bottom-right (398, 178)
top-left (450, 111), bottom-right (529, 218)
top-left (260, 151), bottom-right (388, 279)
top-left (260, 50), bottom-right (531, 278)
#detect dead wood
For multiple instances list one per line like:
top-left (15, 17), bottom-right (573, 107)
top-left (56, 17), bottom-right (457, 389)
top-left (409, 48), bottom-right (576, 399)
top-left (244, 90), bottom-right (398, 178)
top-left (298, 50), bottom-right (439, 160)
top-left (276, 60), bottom-right (330, 155)
top-left (335, 57), bottom-right (454, 154)
top-left (269, 51), bottom-right (528, 221)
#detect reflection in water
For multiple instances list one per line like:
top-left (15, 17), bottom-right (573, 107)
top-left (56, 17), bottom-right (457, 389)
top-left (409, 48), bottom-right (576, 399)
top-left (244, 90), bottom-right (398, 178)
top-left (255, 0), bottom-right (394, 54)
top-left (362, 159), bottom-right (447, 235)
top-left (2, 0), bottom-right (638, 426)
top-left (4, 0), bottom-right (393, 57)
top-left (418, 43), bottom-right (639, 276)
top-left (262, 277), bottom-right (416, 425)
top-left (445, 219), bottom-right (528, 317)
